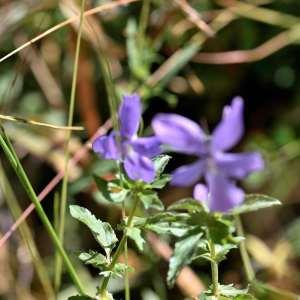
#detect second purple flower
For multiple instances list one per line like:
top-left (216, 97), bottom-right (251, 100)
top-left (152, 97), bottom-right (264, 212)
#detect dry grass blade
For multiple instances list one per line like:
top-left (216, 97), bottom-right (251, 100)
top-left (174, 0), bottom-right (215, 37)
top-left (217, 0), bottom-right (299, 29)
top-left (0, 0), bottom-right (139, 63)
top-left (14, 33), bottom-right (65, 108)
top-left (0, 114), bottom-right (84, 131)
top-left (193, 29), bottom-right (294, 64)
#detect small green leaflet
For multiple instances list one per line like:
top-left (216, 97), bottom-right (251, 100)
top-left (230, 194), bottom-right (281, 215)
top-left (78, 250), bottom-right (107, 269)
top-left (70, 205), bottom-right (117, 251)
top-left (68, 296), bottom-right (97, 300)
top-left (218, 284), bottom-right (249, 297)
top-left (93, 175), bottom-right (129, 203)
top-left (153, 155), bottom-right (171, 176)
top-left (100, 263), bottom-right (134, 279)
top-left (139, 190), bottom-right (164, 210)
top-left (167, 232), bottom-right (203, 287)
top-left (167, 198), bottom-right (206, 213)
top-left (126, 227), bottom-right (145, 251)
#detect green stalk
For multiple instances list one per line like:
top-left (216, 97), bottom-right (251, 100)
top-left (55, 0), bottom-right (86, 290)
top-left (124, 238), bottom-right (130, 300)
top-left (99, 193), bottom-right (139, 298)
top-left (0, 128), bottom-right (86, 295)
top-left (0, 162), bottom-right (55, 300)
top-left (138, 0), bottom-right (150, 48)
top-left (209, 240), bottom-right (219, 297)
top-left (235, 215), bottom-right (255, 282)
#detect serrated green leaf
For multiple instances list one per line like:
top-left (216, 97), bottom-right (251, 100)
top-left (168, 198), bottom-right (206, 213)
top-left (68, 296), bottom-right (96, 300)
top-left (218, 284), bottom-right (248, 297)
top-left (153, 155), bottom-right (171, 176)
top-left (189, 212), bottom-right (234, 243)
top-left (215, 244), bottom-right (238, 263)
top-left (151, 174), bottom-right (171, 189)
top-left (146, 222), bottom-right (189, 237)
top-left (230, 194), bottom-right (281, 215)
top-left (70, 205), bottom-right (117, 251)
top-left (78, 250), bottom-right (107, 269)
top-left (127, 227), bottom-right (145, 251)
top-left (100, 263), bottom-right (134, 279)
top-left (93, 175), bottom-right (129, 203)
top-left (167, 232), bottom-right (203, 287)
top-left (139, 191), bottom-right (164, 210)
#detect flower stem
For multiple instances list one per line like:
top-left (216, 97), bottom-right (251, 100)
top-left (138, 0), bottom-right (150, 48)
top-left (235, 215), bottom-right (255, 282)
top-left (0, 128), bottom-right (86, 295)
top-left (99, 192), bottom-right (139, 298)
top-left (210, 244), bottom-right (219, 296)
top-left (207, 229), bottom-right (219, 297)
top-left (55, 0), bottom-right (86, 291)
top-left (124, 238), bottom-right (130, 300)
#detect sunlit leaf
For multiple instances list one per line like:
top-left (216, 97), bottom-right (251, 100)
top-left (230, 194), bottom-right (281, 215)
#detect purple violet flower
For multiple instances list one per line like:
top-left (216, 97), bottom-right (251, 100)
top-left (152, 97), bottom-right (264, 212)
top-left (92, 94), bottom-right (160, 183)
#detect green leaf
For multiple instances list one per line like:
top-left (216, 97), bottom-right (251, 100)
top-left (100, 263), bottom-right (134, 279)
top-left (93, 175), bottom-right (129, 203)
top-left (167, 232), bottom-right (203, 287)
top-left (168, 198), bottom-right (206, 213)
top-left (146, 211), bottom-right (190, 237)
top-left (68, 296), bottom-right (96, 300)
top-left (146, 222), bottom-right (189, 237)
top-left (153, 155), bottom-right (171, 176)
top-left (139, 191), bottom-right (164, 210)
top-left (189, 212), bottom-right (234, 243)
top-left (218, 284), bottom-right (248, 297)
top-left (230, 194), bottom-right (281, 215)
top-left (151, 174), bottom-right (171, 189)
top-left (78, 250), bottom-right (107, 269)
top-left (215, 243), bottom-right (239, 263)
top-left (127, 227), bottom-right (145, 251)
top-left (70, 205), bottom-right (117, 251)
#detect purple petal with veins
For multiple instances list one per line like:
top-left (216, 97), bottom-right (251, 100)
top-left (212, 97), bottom-right (244, 151)
top-left (119, 94), bottom-right (141, 138)
top-left (124, 151), bottom-right (156, 183)
top-left (152, 113), bottom-right (206, 155)
top-left (171, 159), bottom-right (205, 187)
top-left (206, 172), bottom-right (244, 212)
top-left (215, 151), bottom-right (264, 179)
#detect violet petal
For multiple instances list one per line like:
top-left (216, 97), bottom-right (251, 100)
top-left (171, 159), bottom-right (205, 187)
top-left (215, 151), bottom-right (264, 179)
top-left (119, 94), bottom-right (142, 138)
top-left (92, 131), bottom-right (121, 160)
top-left (206, 172), bottom-right (244, 212)
top-left (124, 151), bottom-right (155, 183)
top-left (152, 113), bottom-right (206, 155)
top-left (130, 136), bottom-right (161, 157)
top-left (212, 97), bottom-right (244, 151)
top-left (193, 183), bottom-right (208, 204)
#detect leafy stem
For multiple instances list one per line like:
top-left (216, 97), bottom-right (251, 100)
top-left (235, 215), bottom-right (255, 282)
top-left (99, 191), bottom-right (140, 298)
top-left (207, 229), bottom-right (219, 297)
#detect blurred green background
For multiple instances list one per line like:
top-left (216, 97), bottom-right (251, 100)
top-left (0, 0), bottom-right (299, 299)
